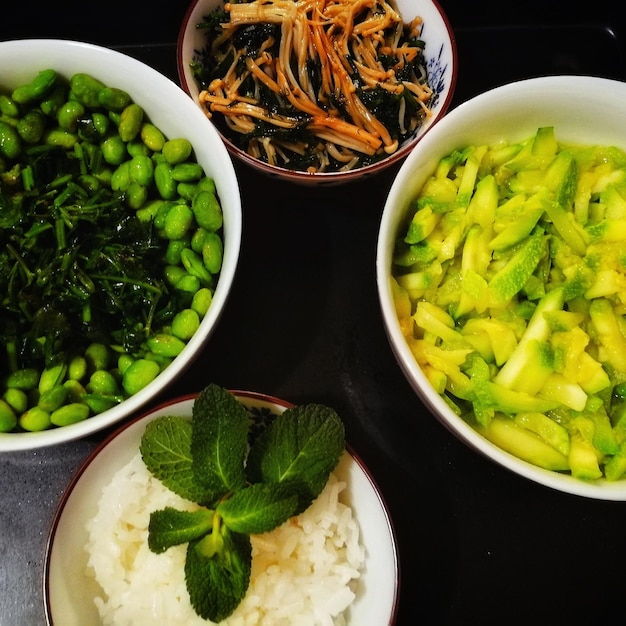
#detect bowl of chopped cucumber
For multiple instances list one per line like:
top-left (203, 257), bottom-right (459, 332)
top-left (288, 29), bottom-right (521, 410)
top-left (377, 75), bottom-right (626, 499)
top-left (177, 0), bottom-right (457, 184)
top-left (0, 39), bottom-right (242, 450)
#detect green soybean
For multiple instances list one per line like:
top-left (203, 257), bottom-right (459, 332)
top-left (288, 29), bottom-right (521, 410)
top-left (17, 110), bottom-right (46, 144)
top-left (128, 154), bottom-right (154, 186)
top-left (141, 123), bottom-right (165, 151)
top-left (63, 379), bottom-right (86, 403)
top-left (85, 342), bottom-right (110, 371)
top-left (97, 86), bottom-right (131, 111)
top-left (87, 369), bottom-right (121, 396)
top-left (164, 203), bottom-right (194, 240)
top-left (38, 385), bottom-right (68, 412)
top-left (101, 134), bottom-right (127, 165)
top-left (0, 399), bottom-right (17, 432)
top-left (70, 73), bottom-right (106, 108)
top-left (165, 238), bottom-right (189, 265)
top-left (0, 93), bottom-right (19, 117)
top-left (176, 273), bottom-right (201, 293)
top-left (39, 363), bottom-right (67, 394)
top-left (118, 103), bottom-right (144, 142)
top-left (172, 162), bottom-right (204, 182)
top-left (172, 309), bottom-right (200, 340)
top-left (191, 288), bottom-right (213, 316)
top-left (202, 232), bottom-right (223, 274)
top-left (125, 181), bottom-right (148, 209)
top-left (50, 402), bottom-right (90, 427)
top-left (162, 137), bottom-right (192, 164)
top-left (181, 248), bottom-right (212, 284)
top-left (122, 359), bottom-right (160, 395)
top-left (146, 334), bottom-right (187, 358)
top-left (44, 128), bottom-right (77, 149)
top-left (12, 69), bottom-right (57, 104)
top-left (3, 388), bottom-right (28, 413)
top-left (5, 368), bottom-right (39, 391)
top-left (0, 120), bottom-right (22, 159)
top-left (154, 161), bottom-right (177, 199)
top-left (20, 406), bottom-right (52, 431)
top-left (192, 190), bottom-right (223, 231)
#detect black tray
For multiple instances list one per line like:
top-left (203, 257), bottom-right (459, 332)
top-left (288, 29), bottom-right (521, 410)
top-left (2, 3), bottom-right (626, 624)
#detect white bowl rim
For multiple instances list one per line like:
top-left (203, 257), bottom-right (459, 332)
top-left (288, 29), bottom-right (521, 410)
top-left (376, 74), bottom-right (626, 500)
top-left (43, 390), bottom-right (400, 625)
top-left (176, 0), bottom-right (459, 184)
top-left (0, 39), bottom-right (243, 451)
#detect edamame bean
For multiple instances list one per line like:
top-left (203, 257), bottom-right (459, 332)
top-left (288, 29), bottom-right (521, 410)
top-left (111, 161), bottom-right (131, 191)
top-left (172, 309), bottom-right (200, 340)
top-left (50, 402), bottom-right (90, 427)
top-left (17, 110), bottom-right (46, 144)
top-left (176, 273), bottom-right (201, 293)
top-left (191, 287), bottom-right (213, 316)
top-left (0, 93), bottom-right (19, 117)
top-left (172, 162), bottom-right (204, 182)
top-left (87, 369), bottom-right (121, 396)
top-left (0, 399), bottom-right (17, 433)
top-left (146, 334), bottom-right (186, 358)
top-left (164, 202), bottom-right (194, 240)
top-left (63, 379), bottom-right (86, 402)
top-left (162, 137), bottom-right (192, 164)
top-left (39, 363), bottom-right (67, 394)
top-left (154, 161), bottom-right (177, 199)
top-left (85, 342), bottom-right (110, 371)
top-left (202, 232), bottom-right (223, 274)
top-left (57, 100), bottom-right (85, 131)
top-left (101, 134), bottom-right (127, 165)
top-left (12, 69), bottom-right (57, 104)
top-left (39, 84), bottom-right (67, 116)
top-left (3, 388), bottom-right (28, 413)
top-left (141, 123), bottom-right (165, 152)
top-left (82, 393), bottom-right (121, 413)
top-left (118, 103), bottom-right (144, 142)
top-left (97, 86), bottom-right (131, 111)
top-left (128, 154), bottom-right (154, 186)
top-left (125, 181), bottom-right (148, 209)
top-left (70, 73), bottom-right (106, 108)
top-left (165, 238), bottom-right (189, 265)
top-left (44, 128), bottom-right (77, 149)
top-left (5, 368), bottom-right (39, 391)
top-left (164, 264), bottom-right (187, 286)
top-left (20, 406), bottom-right (52, 432)
top-left (122, 359), bottom-right (160, 395)
top-left (0, 120), bottom-right (22, 159)
top-left (180, 248), bottom-right (212, 284)
top-left (38, 385), bottom-right (68, 412)
top-left (192, 190), bottom-right (223, 231)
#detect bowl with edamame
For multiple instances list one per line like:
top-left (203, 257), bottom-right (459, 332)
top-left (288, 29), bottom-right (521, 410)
top-left (177, 0), bottom-right (457, 185)
top-left (0, 39), bottom-right (242, 450)
top-left (377, 75), bottom-right (626, 499)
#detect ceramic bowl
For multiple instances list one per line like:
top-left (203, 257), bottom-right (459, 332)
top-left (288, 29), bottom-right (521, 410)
top-left (177, 0), bottom-right (457, 185)
top-left (0, 39), bottom-right (242, 451)
top-left (377, 75), bottom-right (626, 500)
top-left (44, 392), bottom-right (400, 625)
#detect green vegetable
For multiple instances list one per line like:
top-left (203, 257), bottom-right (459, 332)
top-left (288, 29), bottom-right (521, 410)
top-left (392, 126), bottom-right (626, 480)
top-left (139, 383), bottom-right (345, 622)
top-left (0, 68), bottom-right (226, 433)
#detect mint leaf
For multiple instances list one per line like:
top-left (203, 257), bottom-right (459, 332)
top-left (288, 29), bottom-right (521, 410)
top-left (185, 528), bottom-right (252, 623)
top-left (148, 507), bottom-right (214, 554)
top-left (191, 384), bottom-right (249, 497)
top-left (246, 404), bottom-right (345, 514)
top-left (217, 482), bottom-right (298, 534)
top-left (140, 416), bottom-right (215, 504)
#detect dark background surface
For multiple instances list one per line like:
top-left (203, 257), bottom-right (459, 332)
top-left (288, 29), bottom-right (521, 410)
top-left (1, 2), bottom-right (626, 625)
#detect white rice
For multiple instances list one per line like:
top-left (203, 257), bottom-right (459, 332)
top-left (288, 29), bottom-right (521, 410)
top-left (85, 453), bottom-right (365, 625)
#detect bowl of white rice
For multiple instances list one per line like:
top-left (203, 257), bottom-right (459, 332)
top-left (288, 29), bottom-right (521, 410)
top-left (44, 391), bottom-right (399, 625)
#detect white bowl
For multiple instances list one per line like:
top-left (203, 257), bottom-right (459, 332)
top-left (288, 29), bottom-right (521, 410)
top-left (377, 75), bottom-right (626, 500)
top-left (0, 39), bottom-right (242, 451)
top-left (44, 392), bottom-right (400, 625)
top-left (177, 0), bottom-right (457, 185)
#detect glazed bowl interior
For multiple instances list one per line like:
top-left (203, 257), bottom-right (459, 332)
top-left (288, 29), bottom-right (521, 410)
top-left (0, 39), bottom-right (242, 451)
top-left (377, 75), bottom-right (626, 500)
top-left (177, 0), bottom-right (457, 185)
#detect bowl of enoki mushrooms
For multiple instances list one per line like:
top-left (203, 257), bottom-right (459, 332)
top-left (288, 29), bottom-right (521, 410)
top-left (178, 0), bottom-right (457, 185)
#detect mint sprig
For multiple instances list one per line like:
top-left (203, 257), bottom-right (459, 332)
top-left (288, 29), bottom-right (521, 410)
top-left (139, 383), bottom-right (346, 622)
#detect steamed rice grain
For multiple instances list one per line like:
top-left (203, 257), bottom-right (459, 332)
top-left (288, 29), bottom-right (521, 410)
top-left (84, 453), bottom-right (365, 625)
